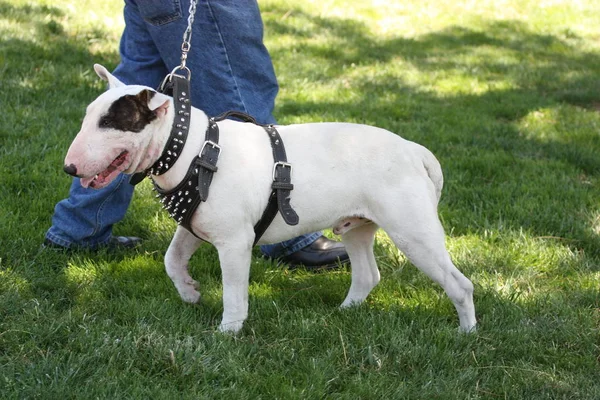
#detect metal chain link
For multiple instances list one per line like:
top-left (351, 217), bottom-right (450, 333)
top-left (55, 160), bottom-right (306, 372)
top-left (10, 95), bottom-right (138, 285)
top-left (179, 0), bottom-right (198, 71)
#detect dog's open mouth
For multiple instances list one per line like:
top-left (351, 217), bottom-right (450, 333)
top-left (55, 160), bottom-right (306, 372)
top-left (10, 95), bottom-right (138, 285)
top-left (80, 151), bottom-right (130, 189)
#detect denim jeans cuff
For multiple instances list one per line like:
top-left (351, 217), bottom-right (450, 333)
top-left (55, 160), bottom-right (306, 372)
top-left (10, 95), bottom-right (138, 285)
top-left (45, 230), bottom-right (112, 249)
top-left (259, 231), bottom-right (322, 258)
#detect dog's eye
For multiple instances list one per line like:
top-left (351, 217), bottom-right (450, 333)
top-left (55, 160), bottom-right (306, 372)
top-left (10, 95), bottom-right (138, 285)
top-left (99, 118), bottom-right (112, 128)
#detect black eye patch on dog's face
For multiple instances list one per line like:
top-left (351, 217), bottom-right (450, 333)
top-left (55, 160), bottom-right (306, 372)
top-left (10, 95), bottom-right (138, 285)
top-left (98, 90), bottom-right (157, 132)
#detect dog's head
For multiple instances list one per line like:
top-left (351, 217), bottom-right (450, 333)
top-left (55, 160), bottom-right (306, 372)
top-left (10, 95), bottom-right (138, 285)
top-left (63, 64), bottom-right (172, 189)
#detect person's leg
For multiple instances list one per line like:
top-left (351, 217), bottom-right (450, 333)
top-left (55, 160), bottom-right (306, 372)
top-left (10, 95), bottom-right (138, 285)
top-left (44, 0), bottom-right (164, 249)
top-left (135, 0), bottom-right (278, 121)
top-left (140, 0), bottom-right (333, 260)
top-left (45, 175), bottom-right (135, 248)
top-left (112, 0), bottom-right (171, 87)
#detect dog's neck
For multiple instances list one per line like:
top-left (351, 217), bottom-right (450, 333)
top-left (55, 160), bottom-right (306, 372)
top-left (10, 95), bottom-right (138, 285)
top-left (148, 104), bottom-right (209, 191)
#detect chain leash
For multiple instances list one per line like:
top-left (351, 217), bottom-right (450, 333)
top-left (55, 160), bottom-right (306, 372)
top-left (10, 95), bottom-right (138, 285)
top-left (179, 0), bottom-right (198, 73)
top-left (159, 0), bottom-right (198, 90)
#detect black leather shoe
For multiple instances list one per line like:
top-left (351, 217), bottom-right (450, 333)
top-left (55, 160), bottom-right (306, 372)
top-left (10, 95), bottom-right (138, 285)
top-left (277, 235), bottom-right (350, 271)
top-left (106, 236), bottom-right (142, 249)
top-left (43, 236), bottom-right (142, 251)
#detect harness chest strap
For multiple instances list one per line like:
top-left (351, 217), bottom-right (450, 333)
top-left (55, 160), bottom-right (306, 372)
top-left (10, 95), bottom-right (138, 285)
top-left (211, 111), bottom-right (299, 244)
top-left (152, 109), bottom-right (299, 244)
top-left (153, 117), bottom-right (220, 234)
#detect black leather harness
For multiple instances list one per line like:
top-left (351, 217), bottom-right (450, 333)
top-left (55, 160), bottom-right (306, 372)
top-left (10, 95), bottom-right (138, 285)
top-left (131, 75), bottom-right (298, 245)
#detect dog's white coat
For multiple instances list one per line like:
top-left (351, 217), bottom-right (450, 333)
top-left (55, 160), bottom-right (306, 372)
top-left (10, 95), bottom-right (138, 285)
top-left (65, 65), bottom-right (476, 333)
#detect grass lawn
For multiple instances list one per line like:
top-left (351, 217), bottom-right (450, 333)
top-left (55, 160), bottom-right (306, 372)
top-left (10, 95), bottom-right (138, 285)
top-left (1, 0), bottom-right (600, 398)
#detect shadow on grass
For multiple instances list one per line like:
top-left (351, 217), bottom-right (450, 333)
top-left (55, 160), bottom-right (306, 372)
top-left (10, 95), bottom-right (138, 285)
top-left (265, 5), bottom-right (600, 105)
top-left (262, 5), bottom-right (600, 258)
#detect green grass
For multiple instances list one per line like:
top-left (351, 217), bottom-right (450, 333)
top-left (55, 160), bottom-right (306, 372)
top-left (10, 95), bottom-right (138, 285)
top-left (2, 0), bottom-right (600, 398)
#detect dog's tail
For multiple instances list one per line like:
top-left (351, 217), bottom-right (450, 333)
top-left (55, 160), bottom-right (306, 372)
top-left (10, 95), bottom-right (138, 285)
top-left (418, 145), bottom-right (444, 203)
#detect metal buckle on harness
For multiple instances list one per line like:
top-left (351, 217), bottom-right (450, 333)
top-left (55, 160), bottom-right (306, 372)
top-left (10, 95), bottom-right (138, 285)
top-left (272, 161), bottom-right (292, 181)
top-left (200, 140), bottom-right (221, 156)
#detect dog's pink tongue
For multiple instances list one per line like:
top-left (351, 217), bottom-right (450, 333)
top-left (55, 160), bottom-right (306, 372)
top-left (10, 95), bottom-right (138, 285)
top-left (78, 151), bottom-right (129, 189)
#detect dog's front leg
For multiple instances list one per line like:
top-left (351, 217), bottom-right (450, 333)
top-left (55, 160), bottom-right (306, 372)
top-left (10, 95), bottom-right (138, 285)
top-left (165, 226), bottom-right (204, 303)
top-left (214, 239), bottom-right (253, 334)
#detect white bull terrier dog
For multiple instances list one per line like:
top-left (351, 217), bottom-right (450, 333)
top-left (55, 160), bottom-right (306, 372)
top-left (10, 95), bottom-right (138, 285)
top-left (63, 64), bottom-right (476, 333)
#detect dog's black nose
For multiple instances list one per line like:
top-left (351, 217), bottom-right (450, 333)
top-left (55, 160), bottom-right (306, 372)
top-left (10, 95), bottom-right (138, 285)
top-left (63, 163), bottom-right (78, 176)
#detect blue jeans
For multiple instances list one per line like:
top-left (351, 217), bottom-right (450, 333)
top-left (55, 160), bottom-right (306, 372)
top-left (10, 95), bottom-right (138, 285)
top-left (45, 0), bottom-right (320, 256)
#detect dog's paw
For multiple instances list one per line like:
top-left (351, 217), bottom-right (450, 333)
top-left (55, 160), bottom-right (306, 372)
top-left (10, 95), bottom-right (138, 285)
top-left (180, 289), bottom-right (201, 304)
top-left (177, 279), bottom-right (201, 304)
top-left (459, 323), bottom-right (477, 334)
top-left (340, 298), bottom-right (363, 309)
top-left (218, 320), bottom-right (244, 334)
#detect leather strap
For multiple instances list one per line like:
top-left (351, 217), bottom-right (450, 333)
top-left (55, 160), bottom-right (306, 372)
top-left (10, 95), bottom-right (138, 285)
top-left (197, 120), bottom-right (220, 201)
top-left (129, 168), bottom-right (146, 186)
top-left (155, 157), bottom-right (202, 231)
top-left (153, 108), bottom-right (298, 245)
top-left (131, 74), bottom-right (191, 185)
top-left (253, 124), bottom-right (299, 245)
top-left (154, 118), bottom-right (221, 237)
top-left (207, 111), bottom-right (299, 245)
top-left (213, 110), bottom-right (258, 124)
top-left (265, 125), bottom-right (299, 226)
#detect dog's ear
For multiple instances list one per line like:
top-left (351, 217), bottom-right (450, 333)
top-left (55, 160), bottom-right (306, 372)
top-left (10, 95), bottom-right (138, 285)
top-left (137, 89), bottom-right (171, 119)
top-left (94, 64), bottom-right (125, 89)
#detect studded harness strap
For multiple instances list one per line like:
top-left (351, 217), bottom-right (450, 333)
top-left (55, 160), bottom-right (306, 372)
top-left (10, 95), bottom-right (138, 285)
top-left (153, 111), bottom-right (299, 244)
top-left (133, 75), bottom-right (299, 243)
top-left (130, 74), bottom-right (192, 185)
top-left (152, 111), bottom-right (220, 236)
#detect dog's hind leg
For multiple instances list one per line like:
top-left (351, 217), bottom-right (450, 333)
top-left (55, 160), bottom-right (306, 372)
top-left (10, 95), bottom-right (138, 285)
top-left (165, 226), bottom-right (204, 304)
top-left (381, 213), bottom-right (476, 332)
top-left (340, 223), bottom-right (381, 308)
